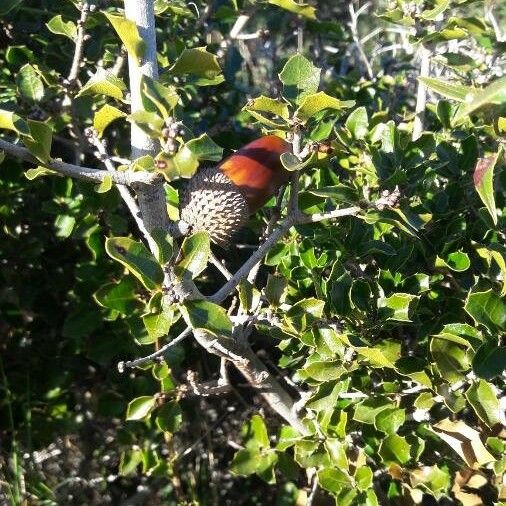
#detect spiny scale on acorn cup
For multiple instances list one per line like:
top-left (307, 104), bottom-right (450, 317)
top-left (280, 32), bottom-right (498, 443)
top-left (180, 135), bottom-right (291, 247)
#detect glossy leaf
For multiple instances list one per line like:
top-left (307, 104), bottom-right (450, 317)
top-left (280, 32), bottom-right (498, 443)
top-left (105, 13), bottom-right (146, 63)
top-left (105, 237), bottom-right (163, 290)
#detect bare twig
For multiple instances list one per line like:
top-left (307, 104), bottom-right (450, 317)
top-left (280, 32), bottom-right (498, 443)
top-left (348, 2), bottom-right (374, 80)
top-left (67, 1), bottom-right (90, 85)
top-left (118, 328), bottom-right (192, 371)
top-left (0, 137), bottom-right (158, 186)
top-left (88, 131), bottom-right (158, 252)
top-left (209, 251), bottom-right (232, 280)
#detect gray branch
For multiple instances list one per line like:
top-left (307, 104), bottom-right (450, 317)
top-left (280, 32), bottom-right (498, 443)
top-left (0, 137), bottom-right (158, 186)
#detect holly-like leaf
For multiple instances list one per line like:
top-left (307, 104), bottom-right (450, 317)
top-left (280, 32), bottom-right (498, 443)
top-left (180, 300), bottom-right (233, 338)
top-left (16, 64), bottom-right (44, 102)
top-left (473, 151), bottom-right (500, 225)
top-left (141, 75), bottom-right (179, 120)
top-left (378, 293), bottom-right (419, 322)
top-left (94, 278), bottom-right (138, 315)
top-left (379, 435), bottom-right (411, 464)
top-left (295, 92), bottom-right (354, 121)
top-left (0, 109), bottom-right (29, 135)
top-left (345, 107), bottom-right (369, 139)
top-left (126, 396), bottom-right (156, 421)
top-left (22, 120), bottom-right (52, 162)
top-left (76, 69), bottom-right (127, 100)
top-left (465, 380), bottom-right (502, 427)
top-left (464, 288), bottom-right (505, 331)
top-left (279, 54), bottom-right (321, 103)
top-left (174, 231), bottom-right (210, 280)
top-left (170, 47), bottom-right (222, 79)
top-left (268, 0), bottom-right (317, 19)
top-left (105, 237), bottom-right (163, 290)
top-left (93, 104), bottom-right (126, 137)
top-left (46, 15), bottom-right (77, 40)
top-left (104, 13), bottom-right (146, 63)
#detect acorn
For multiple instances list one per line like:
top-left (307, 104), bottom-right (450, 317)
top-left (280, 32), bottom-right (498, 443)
top-left (180, 135), bottom-right (291, 246)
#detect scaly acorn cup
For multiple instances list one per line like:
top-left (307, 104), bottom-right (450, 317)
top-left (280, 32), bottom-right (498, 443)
top-left (180, 135), bottom-right (291, 246)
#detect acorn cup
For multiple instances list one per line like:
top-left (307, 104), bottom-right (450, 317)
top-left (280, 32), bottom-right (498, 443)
top-left (179, 135), bottom-right (291, 246)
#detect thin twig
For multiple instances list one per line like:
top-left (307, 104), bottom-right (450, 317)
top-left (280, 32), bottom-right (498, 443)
top-left (348, 2), bottom-right (373, 80)
top-left (0, 138), bottom-right (158, 186)
top-left (67, 1), bottom-right (90, 84)
top-left (88, 131), bottom-right (157, 252)
top-left (209, 251), bottom-right (232, 280)
top-left (118, 327), bottom-right (192, 371)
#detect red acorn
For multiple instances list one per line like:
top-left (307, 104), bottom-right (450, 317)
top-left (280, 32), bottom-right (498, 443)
top-left (180, 135), bottom-right (291, 246)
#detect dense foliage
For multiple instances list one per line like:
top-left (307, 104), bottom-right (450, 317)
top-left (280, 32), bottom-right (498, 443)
top-left (0, 0), bottom-right (505, 504)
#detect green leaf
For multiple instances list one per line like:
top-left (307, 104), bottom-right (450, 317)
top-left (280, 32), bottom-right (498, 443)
top-left (185, 134), bottom-right (223, 162)
top-left (265, 274), bottom-right (288, 307)
top-left (465, 380), bottom-right (502, 427)
top-left (473, 151), bottom-right (500, 226)
top-left (418, 77), bottom-right (472, 102)
top-left (353, 397), bottom-right (394, 424)
top-left (181, 300), bottom-right (233, 338)
top-left (302, 361), bottom-right (346, 381)
top-left (268, 0), bottom-right (317, 19)
top-left (94, 278), bottom-right (138, 315)
top-left (54, 214), bottom-right (76, 238)
top-left (295, 91), bottom-right (354, 121)
top-left (126, 396), bottom-right (156, 421)
top-left (454, 76), bottom-right (506, 124)
top-left (472, 342), bottom-right (506, 380)
top-left (435, 251), bottom-right (471, 272)
top-left (22, 120), bottom-right (52, 162)
top-left (355, 466), bottom-right (373, 492)
top-left (156, 401), bottom-right (182, 433)
top-left (141, 75), bottom-right (179, 120)
top-left (464, 288), bottom-right (505, 331)
top-left (24, 166), bottom-right (57, 180)
top-left (76, 69), bottom-right (127, 100)
top-left (317, 468), bottom-right (352, 494)
top-left (104, 13), bottom-right (146, 63)
top-left (174, 231), bottom-right (210, 279)
top-left (16, 64), bottom-right (44, 102)
top-left (93, 104), bottom-right (126, 137)
top-left (0, 109), bottom-right (29, 135)
top-left (230, 448), bottom-right (262, 476)
top-left (420, 0), bottom-right (451, 20)
top-left (374, 408), bottom-right (406, 434)
top-left (94, 175), bottom-right (112, 193)
top-left (150, 229), bottom-right (174, 265)
top-left (143, 310), bottom-right (173, 340)
top-left (379, 434), bottom-right (411, 465)
top-left (105, 237), bottom-right (163, 290)
top-left (378, 293), bottom-right (419, 322)
top-left (431, 334), bottom-right (470, 383)
top-left (280, 151), bottom-right (315, 171)
top-left (46, 15), bottom-right (77, 40)
top-left (278, 54), bottom-right (321, 103)
top-left (357, 341), bottom-right (400, 369)
top-left (345, 107), bottom-right (369, 140)
top-left (128, 110), bottom-right (164, 137)
top-left (170, 47), bottom-right (222, 79)
top-left (284, 297), bottom-right (325, 333)
top-left (244, 95), bottom-right (290, 120)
